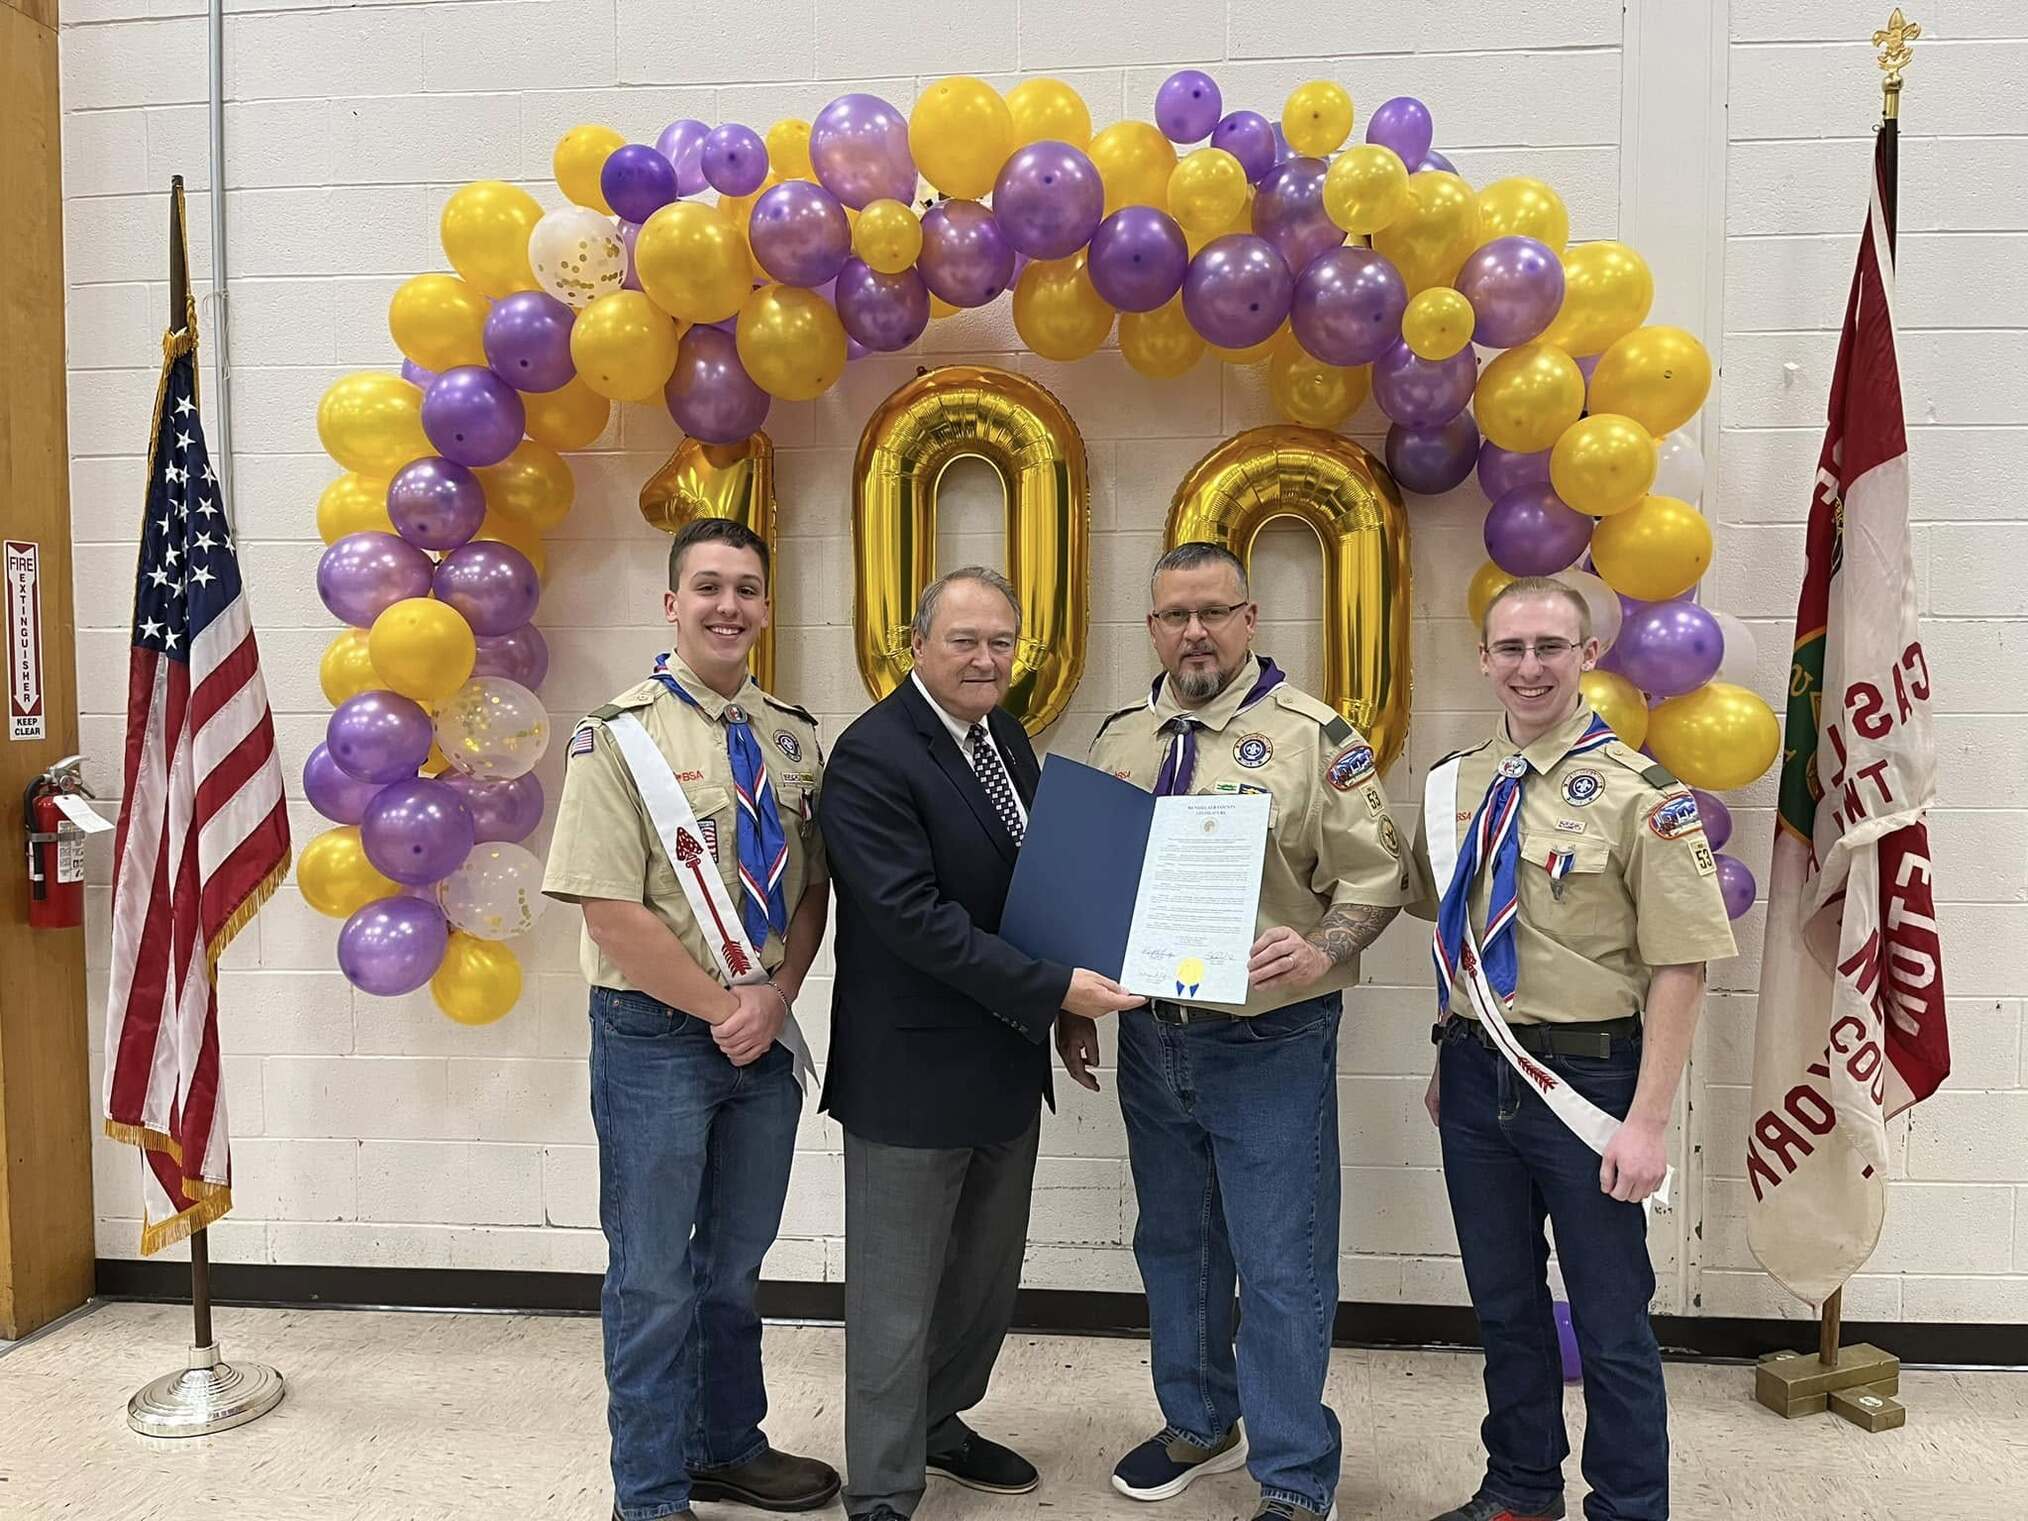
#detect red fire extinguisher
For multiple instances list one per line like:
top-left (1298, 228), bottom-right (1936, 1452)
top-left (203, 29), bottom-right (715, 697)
top-left (24, 755), bottom-right (89, 930)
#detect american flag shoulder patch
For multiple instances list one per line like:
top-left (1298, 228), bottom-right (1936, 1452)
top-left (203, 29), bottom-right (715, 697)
top-left (568, 723), bottom-right (596, 759)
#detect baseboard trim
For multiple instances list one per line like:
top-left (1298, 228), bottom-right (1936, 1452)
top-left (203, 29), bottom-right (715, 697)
top-left (92, 1259), bottom-right (2028, 1368)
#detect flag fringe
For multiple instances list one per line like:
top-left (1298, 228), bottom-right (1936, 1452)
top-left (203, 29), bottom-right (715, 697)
top-left (207, 849), bottom-right (290, 973)
top-left (102, 1119), bottom-right (235, 1256)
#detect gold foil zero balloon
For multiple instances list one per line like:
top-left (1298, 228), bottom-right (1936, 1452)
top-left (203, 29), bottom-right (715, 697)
top-left (853, 366), bottom-right (1089, 734)
top-left (640, 431), bottom-right (779, 692)
top-left (1166, 426), bottom-right (1412, 774)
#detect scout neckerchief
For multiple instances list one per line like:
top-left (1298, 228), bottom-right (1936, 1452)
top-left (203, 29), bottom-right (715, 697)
top-left (1151, 656), bottom-right (1287, 797)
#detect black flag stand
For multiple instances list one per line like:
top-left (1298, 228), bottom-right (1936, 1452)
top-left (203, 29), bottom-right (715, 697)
top-left (124, 178), bottom-right (286, 1439)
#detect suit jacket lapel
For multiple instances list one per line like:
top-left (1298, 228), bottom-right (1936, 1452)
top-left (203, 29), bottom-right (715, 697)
top-left (901, 681), bottom-right (1019, 863)
top-left (990, 708), bottom-right (1040, 809)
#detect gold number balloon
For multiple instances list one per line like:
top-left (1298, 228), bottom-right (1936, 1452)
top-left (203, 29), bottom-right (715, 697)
top-left (640, 431), bottom-right (779, 693)
top-left (1166, 426), bottom-right (1412, 774)
top-left (853, 366), bottom-right (1089, 734)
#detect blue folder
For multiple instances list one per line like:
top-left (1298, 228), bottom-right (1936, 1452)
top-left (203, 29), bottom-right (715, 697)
top-left (999, 755), bottom-right (1155, 979)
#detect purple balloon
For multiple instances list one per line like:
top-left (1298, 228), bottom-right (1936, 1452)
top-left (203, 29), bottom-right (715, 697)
top-left (833, 258), bottom-right (931, 352)
top-left (317, 531), bottom-right (433, 628)
top-left (747, 179), bottom-right (851, 287)
top-left (1211, 110), bottom-right (1277, 184)
top-left (422, 366), bottom-right (526, 469)
top-left (400, 358), bottom-right (438, 388)
top-left (809, 93), bottom-right (916, 209)
top-left (1087, 207), bottom-right (1189, 312)
top-left (1715, 854), bottom-right (1756, 920)
top-left (1181, 234), bottom-right (1292, 349)
top-left (1155, 69), bottom-right (1223, 143)
top-left (1372, 340), bottom-right (1479, 428)
top-left (1456, 236), bottom-right (1566, 349)
top-left (1366, 96), bottom-right (1434, 169)
top-left (1418, 148), bottom-right (1458, 175)
top-left (433, 541), bottom-right (540, 637)
top-left (326, 691), bottom-right (434, 785)
top-left (1691, 789), bottom-right (1733, 852)
top-left (619, 219), bottom-right (644, 292)
top-left (1616, 599), bottom-right (1725, 698)
top-left (993, 141), bottom-right (1105, 260)
top-left (338, 894), bottom-right (449, 997)
top-left (702, 122), bottom-right (768, 197)
top-left (1385, 412), bottom-right (1481, 496)
top-left (1252, 156), bottom-right (1343, 276)
top-left (601, 143), bottom-right (679, 225)
top-left (1477, 440), bottom-right (1552, 500)
top-left (483, 290), bottom-right (576, 393)
top-left (471, 624), bottom-right (550, 688)
top-left (361, 776), bottom-right (476, 886)
top-left (304, 741), bottom-right (385, 825)
top-left (844, 336), bottom-right (870, 362)
top-left (1577, 351), bottom-right (1602, 388)
top-left (655, 118), bottom-right (710, 196)
top-left (1290, 247), bottom-right (1408, 366)
top-left (917, 200), bottom-right (1015, 309)
top-left (442, 771), bottom-right (546, 845)
top-left (1270, 122), bottom-right (1292, 166)
top-left (385, 457), bottom-right (485, 552)
top-left (663, 324), bottom-right (772, 442)
top-left (1484, 483), bottom-right (1595, 576)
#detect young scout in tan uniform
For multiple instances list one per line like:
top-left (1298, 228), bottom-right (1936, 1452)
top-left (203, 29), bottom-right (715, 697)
top-left (1067, 542), bottom-right (1414, 1521)
top-left (542, 519), bottom-right (838, 1521)
top-left (1408, 575), bottom-right (1736, 1521)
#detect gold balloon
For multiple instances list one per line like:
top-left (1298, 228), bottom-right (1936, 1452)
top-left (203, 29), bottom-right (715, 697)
top-left (1168, 148), bottom-right (1249, 238)
top-left (369, 596), bottom-right (477, 704)
top-left (1372, 171), bottom-right (1481, 294)
top-left (1473, 342), bottom-right (1586, 454)
top-left (1474, 176), bottom-right (1570, 253)
top-left (1588, 324), bottom-right (1712, 437)
top-left (1323, 144), bottom-right (1409, 235)
top-left (554, 124), bottom-right (625, 213)
top-left (1579, 669), bottom-right (1650, 749)
top-left (737, 284), bottom-right (848, 402)
top-left (910, 76), bottom-right (1014, 199)
top-left (1550, 412), bottom-right (1657, 517)
top-left (298, 826), bottom-right (398, 919)
top-left (1211, 321), bottom-right (1287, 366)
top-left (1540, 241), bottom-right (1653, 356)
top-left (1646, 681), bottom-right (1781, 792)
top-left (317, 372), bottom-right (430, 477)
top-left (521, 375), bottom-right (611, 452)
top-left (1090, 120), bottom-right (1178, 216)
top-left (1267, 334), bottom-right (1370, 428)
top-left (1466, 559), bottom-right (1518, 628)
top-left (389, 273), bottom-right (490, 373)
top-left (1007, 76), bottom-right (1092, 151)
top-left (1119, 296), bottom-right (1206, 379)
top-left (765, 118), bottom-right (813, 180)
top-left (440, 180), bottom-right (542, 299)
top-left (640, 432), bottom-right (779, 691)
top-left (854, 366), bottom-right (1088, 733)
top-left (1400, 287), bottom-right (1474, 361)
top-left (635, 202), bottom-right (753, 324)
top-left (478, 440), bottom-right (575, 532)
top-left (929, 292), bottom-right (961, 321)
top-left (320, 627), bottom-right (380, 706)
top-left (432, 931), bottom-right (523, 1025)
top-left (474, 510), bottom-right (547, 580)
top-left (570, 289), bottom-right (681, 403)
top-left (1589, 493), bottom-right (1712, 602)
top-left (1169, 427), bottom-right (1412, 774)
top-left (317, 473), bottom-right (393, 543)
top-left (1012, 254), bottom-right (1115, 362)
top-left (1283, 80), bottom-right (1354, 156)
top-left (853, 198), bottom-right (923, 275)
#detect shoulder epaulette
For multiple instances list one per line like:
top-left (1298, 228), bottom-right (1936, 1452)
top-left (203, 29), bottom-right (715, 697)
top-left (1094, 702), bottom-right (1145, 743)
top-left (1604, 742), bottom-right (1677, 790)
top-left (759, 692), bottom-right (819, 727)
top-left (1268, 685), bottom-right (1344, 730)
top-left (588, 702), bottom-right (624, 723)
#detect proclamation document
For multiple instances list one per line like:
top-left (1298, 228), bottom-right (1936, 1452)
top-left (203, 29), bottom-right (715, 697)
top-left (1119, 792), bottom-right (1270, 1004)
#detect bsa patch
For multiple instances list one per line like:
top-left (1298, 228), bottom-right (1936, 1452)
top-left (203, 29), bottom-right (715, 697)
top-left (1326, 743), bottom-right (1376, 792)
top-left (773, 730), bottom-right (802, 762)
top-left (1234, 732), bottom-right (1273, 769)
top-left (1647, 793), bottom-right (1704, 842)
top-left (567, 724), bottom-right (596, 759)
top-left (1561, 769), bottom-right (1605, 807)
top-left (677, 768), bottom-right (706, 782)
top-left (1379, 816), bottom-right (1402, 858)
top-left (1690, 838), bottom-right (1717, 877)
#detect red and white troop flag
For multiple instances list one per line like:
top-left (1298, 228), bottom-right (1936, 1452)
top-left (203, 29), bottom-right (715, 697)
top-left (103, 293), bottom-right (290, 1254)
top-left (1746, 131), bottom-right (1950, 1305)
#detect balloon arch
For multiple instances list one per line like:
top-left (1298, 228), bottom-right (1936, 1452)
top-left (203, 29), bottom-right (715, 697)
top-left (302, 71), bottom-right (1779, 1020)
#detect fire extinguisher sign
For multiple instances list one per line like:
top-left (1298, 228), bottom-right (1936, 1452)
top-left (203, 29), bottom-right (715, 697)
top-left (6, 539), bottom-right (45, 742)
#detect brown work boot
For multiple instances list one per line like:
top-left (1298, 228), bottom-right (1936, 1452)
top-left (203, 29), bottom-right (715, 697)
top-left (688, 1447), bottom-right (842, 1512)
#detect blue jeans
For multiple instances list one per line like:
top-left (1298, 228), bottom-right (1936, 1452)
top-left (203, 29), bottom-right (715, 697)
top-left (1437, 1021), bottom-right (1668, 1521)
top-left (1117, 994), bottom-right (1343, 1515)
top-left (590, 985), bottom-right (801, 1521)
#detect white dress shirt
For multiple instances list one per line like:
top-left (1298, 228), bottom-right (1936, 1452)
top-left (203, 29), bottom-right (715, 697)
top-left (911, 671), bottom-right (1029, 828)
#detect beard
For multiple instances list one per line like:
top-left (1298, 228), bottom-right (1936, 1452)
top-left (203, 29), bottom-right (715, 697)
top-left (1173, 659), bottom-right (1238, 702)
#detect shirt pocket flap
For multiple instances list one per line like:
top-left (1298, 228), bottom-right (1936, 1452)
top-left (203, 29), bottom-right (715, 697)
top-left (1518, 834), bottom-right (1611, 874)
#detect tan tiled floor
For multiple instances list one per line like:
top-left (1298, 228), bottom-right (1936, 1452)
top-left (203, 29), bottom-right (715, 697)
top-left (0, 1302), bottom-right (2018, 1520)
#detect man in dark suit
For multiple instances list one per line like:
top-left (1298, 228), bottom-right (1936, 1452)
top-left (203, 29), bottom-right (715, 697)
top-left (819, 566), bottom-right (1141, 1521)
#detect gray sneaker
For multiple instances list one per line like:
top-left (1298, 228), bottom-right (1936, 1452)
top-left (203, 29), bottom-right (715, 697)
top-left (1112, 1422), bottom-right (1249, 1501)
top-left (1253, 1498), bottom-right (1338, 1521)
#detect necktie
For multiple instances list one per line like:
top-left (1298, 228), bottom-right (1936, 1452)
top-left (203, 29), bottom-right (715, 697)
top-left (1433, 713), bottom-right (1616, 1012)
top-left (652, 654), bottom-right (789, 949)
top-left (1148, 657), bottom-right (1288, 797)
top-left (966, 723), bottom-right (1026, 843)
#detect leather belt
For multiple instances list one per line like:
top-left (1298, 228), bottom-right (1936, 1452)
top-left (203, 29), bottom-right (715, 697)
top-left (1433, 1013), bottom-right (1641, 1060)
top-left (1148, 999), bottom-right (1240, 1026)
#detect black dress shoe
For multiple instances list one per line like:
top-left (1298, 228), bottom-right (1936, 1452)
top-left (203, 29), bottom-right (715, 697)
top-left (688, 1446), bottom-right (841, 1511)
top-left (925, 1429), bottom-right (1039, 1494)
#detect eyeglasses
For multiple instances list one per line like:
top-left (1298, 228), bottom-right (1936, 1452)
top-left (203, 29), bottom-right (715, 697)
top-left (1485, 638), bottom-right (1579, 663)
top-left (1152, 601), bottom-right (1249, 632)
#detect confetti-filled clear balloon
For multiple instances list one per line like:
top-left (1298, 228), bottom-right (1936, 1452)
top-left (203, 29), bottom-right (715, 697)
top-left (438, 841), bottom-right (549, 940)
top-left (436, 676), bottom-right (551, 781)
top-left (529, 206), bottom-right (627, 311)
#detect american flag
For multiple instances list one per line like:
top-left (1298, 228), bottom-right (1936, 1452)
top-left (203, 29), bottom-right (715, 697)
top-left (103, 318), bottom-right (290, 1255)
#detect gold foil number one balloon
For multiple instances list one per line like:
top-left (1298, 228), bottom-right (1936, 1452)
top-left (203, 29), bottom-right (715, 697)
top-left (639, 431), bottom-right (780, 693)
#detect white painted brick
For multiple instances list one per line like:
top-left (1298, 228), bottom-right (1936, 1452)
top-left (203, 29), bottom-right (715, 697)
top-left (64, 109), bottom-right (153, 198)
top-left (1344, 1165), bottom-right (1457, 1256)
top-left (263, 1056), bottom-right (451, 1140)
top-left (1695, 1269), bottom-right (1900, 1321)
top-left (326, 94), bottom-right (526, 188)
top-left (228, 1137), bottom-right (359, 1222)
top-left (1225, 0), bottom-right (1418, 60)
top-left (518, 88), bottom-right (717, 183)
top-left (1021, 1244), bottom-right (1143, 1292)
top-left (1924, 525), bottom-right (2028, 618)
top-left (617, 0), bottom-right (816, 84)
top-left (1340, 1076), bottom-right (1442, 1169)
top-left (223, 9), bottom-right (429, 101)
top-left (422, 0), bottom-right (618, 95)
top-left (226, 187), bottom-right (436, 279)
top-left (1899, 1275), bottom-right (2028, 1323)
top-left (267, 1219), bottom-right (457, 1268)
top-left (815, 0), bottom-right (1015, 78)
top-left (780, 1150), bottom-right (844, 1239)
top-left (1731, 41), bottom-right (2028, 142)
top-left (356, 1140), bottom-right (545, 1226)
top-left (1905, 1092), bottom-right (2028, 1182)
top-left (61, 20), bottom-right (207, 110)
top-left (1029, 1158), bottom-right (1126, 1245)
top-left (1017, 0), bottom-right (1223, 72)
top-left (444, 1058), bottom-right (595, 1146)
top-left (542, 1143), bottom-right (600, 1229)
top-left (763, 1235), bottom-right (826, 1281)
top-left (451, 1225), bottom-right (608, 1273)
top-left (216, 971), bottom-right (353, 1056)
top-left (96, 1214), bottom-right (267, 1265)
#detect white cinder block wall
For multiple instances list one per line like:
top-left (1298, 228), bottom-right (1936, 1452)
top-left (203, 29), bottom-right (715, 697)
top-left (57, 1), bottom-right (2028, 1321)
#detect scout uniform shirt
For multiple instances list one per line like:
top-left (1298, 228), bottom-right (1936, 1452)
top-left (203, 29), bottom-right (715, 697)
top-left (541, 652), bottom-right (825, 994)
top-left (1407, 701), bottom-right (1737, 1025)
top-left (1088, 654), bottom-right (1416, 1018)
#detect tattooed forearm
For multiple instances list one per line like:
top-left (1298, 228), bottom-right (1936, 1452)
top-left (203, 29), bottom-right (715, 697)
top-left (1307, 903), bottom-right (1400, 967)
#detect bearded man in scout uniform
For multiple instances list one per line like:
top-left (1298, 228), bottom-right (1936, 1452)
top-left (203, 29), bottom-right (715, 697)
top-left (1070, 542), bottom-right (1416, 1521)
top-left (1409, 575), bottom-right (1736, 1521)
top-left (543, 519), bottom-right (839, 1521)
